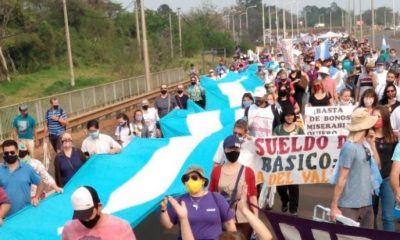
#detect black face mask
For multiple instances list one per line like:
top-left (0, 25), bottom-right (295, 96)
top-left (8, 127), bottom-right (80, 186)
top-left (225, 151), bottom-right (240, 163)
top-left (142, 105), bottom-right (149, 111)
top-left (177, 90), bottom-right (183, 94)
top-left (161, 90), bottom-right (168, 95)
top-left (53, 105), bottom-right (59, 110)
top-left (4, 155), bottom-right (18, 164)
top-left (19, 151), bottom-right (29, 159)
top-left (79, 213), bottom-right (101, 229)
top-left (278, 90), bottom-right (288, 97)
top-left (191, 82), bottom-right (196, 85)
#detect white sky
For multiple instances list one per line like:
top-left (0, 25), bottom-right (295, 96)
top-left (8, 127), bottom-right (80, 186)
top-left (113, 0), bottom-right (399, 14)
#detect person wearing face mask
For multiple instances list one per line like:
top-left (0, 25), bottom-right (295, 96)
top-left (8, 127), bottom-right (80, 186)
top-left (81, 120), bottom-right (121, 158)
top-left (273, 110), bottom-right (304, 216)
top-left (379, 83), bottom-right (400, 113)
top-left (308, 80), bottom-right (334, 107)
top-left (12, 104), bottom-right (39, 157)
top-left (187, 76), bottom-right (206, 108)
top-left (241, 93), bottom-right (254, 109)
top-left (370, 106), bottom-right (397, 232)
top-left (18, 142), bottom-right (63, 198)
top-left (374, 60), bottom-right (388, 86)
top-left (277, 84), bottom-right (300, 115)
top-left (209, 135), bottom-right (258, 239)
top-left (44, 97), bottom-right (69, 152)
top-left (357, 89), bottom-right (378, 114)
top-left (375, 70), bottom-right (400, 101)
top-left (0, 139), bottom-right (44, 217)
top-left (131, 109), bottom-right (150, 138)
top-left (355, 63), bottom-right (378, 103)
top-left (160, 166), bottom-right (236, 240)
top-left (54, 133), bottom-right (86, 187)
top-left (62, 186), bottom-right (136, 239)
top-left (115, 113), bottom-right (134, 148)
top-left (141, 99), bottom-right (160, 138)
top-left (175, 84), bottom-right (189, 109)
top-left (337, 88), bottom-right (354, 106)
top-left (318, 66), bottom-right (338, 103)
top-left (245, 86), bottom-right (280, 137)
top-left (155, 84), bottom-right (178, 119)
top-left (333, 62), bottom-right (348, 94)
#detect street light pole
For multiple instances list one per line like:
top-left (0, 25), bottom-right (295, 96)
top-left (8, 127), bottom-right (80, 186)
top-left (330, 10), bottom-right (332, 32)
top-left (393, 0), bottom-right (396, 36)
top-left (140, 0), bottom-right (151, 91)
top-left (135, 0), bottom-right (142, 60)
top-left (231, 13), bottom-right (236, 42)
top-left (246, 5), bottom-right (257, 35)
top-left (290, 4), bottom-right (294, 39)
top-left (359, 0), bottom-right (363, 40)
top-left (177, 8), bottom-right (183, 58)
top-left (240, 12), bottom-right (246, 42)
top-left (62, 0), bottom-right (75, 87)
top-left (371, 0), bottom-right (375, 49)
top-left (296, 0), bottom-right (299, 36)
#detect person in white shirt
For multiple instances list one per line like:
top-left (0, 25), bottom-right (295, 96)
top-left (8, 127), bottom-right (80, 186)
top-left (115, 113), bottom-right (134, 148)
top-left (141, 99), bottom-right (160, 138)
top-left (81, 120), bottom-right (121, 157)
top-left (374, 60), bottom-right (388, 86)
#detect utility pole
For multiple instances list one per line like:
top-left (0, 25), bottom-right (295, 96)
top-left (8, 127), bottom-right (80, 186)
top-left (269, 3), bottom-right (272, 45)
top-left (275, 0), bottom-right (279, 40)
top-left (140, 0), bottom-right (151, 91)
top-left (296, 0), bottom-right (299, 37)
top-left (393, 0), bottom-right (396, 36)
top-left (246, 5), bottom-right (257, 35)
top-left (262, 0), bottom-right (266, 46)
top-left (371, 0), bottom-right (375, 49)
top-left (290, 4), bottom-right (294, 39)
top-left (169, 13), bottom-right (173, 58)
top-left (353, 0), bottom-right (356, 33)
top-left (330, 10), bottom-right (332, 32)
top-left (231, 13), bottom-right (236, 42)
top-left (283, 0), bottom-right (286, 38)
top-left (359, 0), bottom-right (363, 40)
top-left (240, 13), bottom-right (246, 42)
top-left (135, 0), bottom-right (142, 60)
top-left (348, 0), bottom-right (351, 34)
top-left (62, 0), bottom-right (75, 87)
top-left (177, 8), bottom-right (182, 58)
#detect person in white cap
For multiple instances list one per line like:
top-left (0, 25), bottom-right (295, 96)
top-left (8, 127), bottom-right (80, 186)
top-left (245, 86), bottom-right (280, 137)
top-left (63, 186), bottom-right (136, 240)
top-left (330, 108), bottom-right (379, 228)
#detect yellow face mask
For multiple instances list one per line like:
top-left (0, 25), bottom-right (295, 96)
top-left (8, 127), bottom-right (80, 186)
top-left (185, 178), bottom-right (204, 195)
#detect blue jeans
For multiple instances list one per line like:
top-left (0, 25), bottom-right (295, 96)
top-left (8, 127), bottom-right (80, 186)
top-left (373, 177), bottom-right (396, 231)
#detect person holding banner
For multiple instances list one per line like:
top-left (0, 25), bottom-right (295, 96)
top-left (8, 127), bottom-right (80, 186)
top-left (273, 109), bottom-right (304, 216)
top-left (330, 108), bottom-right (379, 228)
top-left (160, 166), bottom-right (236, 240)
top-left (209, 135), bottom-right (258, 239)
top-left (371, 106), bottom-right (397, 232)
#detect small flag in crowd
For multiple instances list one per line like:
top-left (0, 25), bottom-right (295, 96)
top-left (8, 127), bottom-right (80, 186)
top-left (315, 39), bottom-right (331, 61)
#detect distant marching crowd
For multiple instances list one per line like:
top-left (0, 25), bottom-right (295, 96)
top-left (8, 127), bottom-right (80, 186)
top-left (2, 34), bottom-right (400, 239)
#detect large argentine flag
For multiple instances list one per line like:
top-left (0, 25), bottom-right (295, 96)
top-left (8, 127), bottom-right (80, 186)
top-left (314, 39), bottom-right (331, 61)
top-left (0, 64), bottom-right (264, 239)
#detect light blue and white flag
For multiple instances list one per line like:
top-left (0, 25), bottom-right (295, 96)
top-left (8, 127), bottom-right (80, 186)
top-left (315, 39), bottom-right (331, 61)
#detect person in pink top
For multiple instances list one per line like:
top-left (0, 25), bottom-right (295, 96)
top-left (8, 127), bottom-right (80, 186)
top-left (62, 186), bottom-right (136, 240)
top-left (318, 66), bottom-right (338, 102)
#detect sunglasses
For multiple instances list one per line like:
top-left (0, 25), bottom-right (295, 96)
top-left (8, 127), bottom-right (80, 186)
top-left (181, 174), bottom-right (201, 183)
top-left (4, 151), bottom-right (16, 156)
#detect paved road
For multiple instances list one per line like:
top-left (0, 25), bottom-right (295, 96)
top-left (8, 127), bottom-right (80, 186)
top-left (369, 31), bottom-right (400, 50)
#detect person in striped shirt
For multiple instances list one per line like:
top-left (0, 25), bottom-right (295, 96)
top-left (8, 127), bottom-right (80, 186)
top-left (44, 97), bottom-right (68, 152)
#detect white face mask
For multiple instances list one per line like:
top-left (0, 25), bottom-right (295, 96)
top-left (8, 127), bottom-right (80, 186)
top-left (267, 100), bottom-right (274, 105)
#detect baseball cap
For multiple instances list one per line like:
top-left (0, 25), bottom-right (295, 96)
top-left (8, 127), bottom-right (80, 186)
top-left (19, 104), bottom-right (28, 112)
top-left (71, 186), bottom-right (100, 220)
top-left (223, 135), bottom-right (241, 149)
top-left (18, 142), bottom-right (28, 151)
top-left (253, 86), bottom-right (267, 98)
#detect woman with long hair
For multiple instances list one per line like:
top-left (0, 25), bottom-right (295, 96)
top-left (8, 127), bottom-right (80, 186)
top-left (357, 88), bottom-right (379, 113)
top-left (308, 80), bottom-right (334, 106)
top-left (372, 105), bottom-right (397, 231)
top-left (115, 113), bottom-right (134, 147)
top-left (379, 83), bottom-right (400, 113)
top-left (132, 109), bottom-right (150, 138)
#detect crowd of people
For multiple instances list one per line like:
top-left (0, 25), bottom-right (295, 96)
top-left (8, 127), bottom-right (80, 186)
top-left (1, 33), bottom-right (400, 239)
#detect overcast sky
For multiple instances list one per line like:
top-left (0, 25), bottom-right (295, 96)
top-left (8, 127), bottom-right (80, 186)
top-left (113, 0), bottom-right (398, 14)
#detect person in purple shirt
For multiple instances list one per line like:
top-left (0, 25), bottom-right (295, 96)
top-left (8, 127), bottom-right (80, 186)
top-left (160, 166), bottom-right (236, 240)
top-left (307, 61), bottom-right (319, 93)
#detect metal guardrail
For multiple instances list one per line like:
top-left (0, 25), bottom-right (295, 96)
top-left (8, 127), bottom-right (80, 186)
top-left (0, 68), bottom-right (185, 140)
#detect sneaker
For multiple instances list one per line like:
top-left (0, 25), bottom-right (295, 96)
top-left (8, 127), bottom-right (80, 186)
top-left (289, 209), bottom-right (298, 216)
top-left (281, 203), bottom-right (288, 213)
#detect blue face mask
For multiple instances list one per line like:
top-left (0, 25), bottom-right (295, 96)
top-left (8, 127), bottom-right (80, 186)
top-left (89, 130), bottom-right (100, 139)
top-left (243, 100), bottom-right (252, 108)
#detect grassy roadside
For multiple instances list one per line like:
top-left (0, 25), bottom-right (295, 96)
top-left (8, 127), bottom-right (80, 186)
top-left (0, 54), bottom-right (219, 107)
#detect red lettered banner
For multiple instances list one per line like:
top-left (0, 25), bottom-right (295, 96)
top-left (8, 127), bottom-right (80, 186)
top-left (254, 135), bottom-right (346, 186)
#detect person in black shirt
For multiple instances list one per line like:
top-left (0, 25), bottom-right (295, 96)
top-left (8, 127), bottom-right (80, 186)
top-left (175, 84), bottom-right (189, 109)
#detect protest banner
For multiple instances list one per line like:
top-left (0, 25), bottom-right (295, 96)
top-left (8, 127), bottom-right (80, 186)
top-left (255, 135), bottom-right (347, 186)
top-left (265, 210), bottom-right (400, 240)
top-left (279, 39), bottom-right (294, 65)
top-left (304, 105), bottom-right (354, 136)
